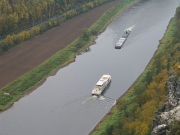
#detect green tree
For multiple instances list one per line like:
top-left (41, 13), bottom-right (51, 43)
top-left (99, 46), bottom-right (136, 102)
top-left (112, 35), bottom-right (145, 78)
top-left (82, 28), bottom-right (90, 40)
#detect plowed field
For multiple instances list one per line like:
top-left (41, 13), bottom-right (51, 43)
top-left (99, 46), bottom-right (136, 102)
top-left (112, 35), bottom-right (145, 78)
top-left (0, 0), bottom-right (119, 89)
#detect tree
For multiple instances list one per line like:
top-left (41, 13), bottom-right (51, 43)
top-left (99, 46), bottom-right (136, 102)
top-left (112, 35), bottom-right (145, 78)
top-left (82, 28), bottom-right (90, 40)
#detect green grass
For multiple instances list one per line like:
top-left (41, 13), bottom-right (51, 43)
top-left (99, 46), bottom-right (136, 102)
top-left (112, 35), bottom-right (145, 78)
top-left (0, 0), bottom-right (140, 110)
top-left (90, 0), bottom-right (140, 33)
top-left (0, 36), bottom-right (93, 110)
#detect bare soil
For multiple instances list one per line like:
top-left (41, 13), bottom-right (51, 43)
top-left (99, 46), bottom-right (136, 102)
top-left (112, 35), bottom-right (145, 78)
top-left (0, 0), bottom-right (120, 89)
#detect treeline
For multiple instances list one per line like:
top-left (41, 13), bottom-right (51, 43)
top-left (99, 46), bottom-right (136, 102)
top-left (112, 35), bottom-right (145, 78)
top-left (91, 5), bottom-right (180, 135)
top-left (0, 0), bottom-right (113, 53)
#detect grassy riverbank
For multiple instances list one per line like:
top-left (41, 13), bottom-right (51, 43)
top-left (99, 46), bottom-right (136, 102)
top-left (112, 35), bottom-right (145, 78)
top-left (0, 0), bottom-right (140, 111)
top-left (90, 14), bottom-right (180, 135)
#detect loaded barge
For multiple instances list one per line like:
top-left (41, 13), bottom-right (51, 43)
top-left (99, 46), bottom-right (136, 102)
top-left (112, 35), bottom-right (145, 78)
top-left (115, 28), bottom-right (131, 49)
top-left (91, 75), bottom-right (111, 96)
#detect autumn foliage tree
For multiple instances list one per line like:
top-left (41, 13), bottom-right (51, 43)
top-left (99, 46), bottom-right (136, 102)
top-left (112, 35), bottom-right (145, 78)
top-left (0, 0), bottom-right (114, 54)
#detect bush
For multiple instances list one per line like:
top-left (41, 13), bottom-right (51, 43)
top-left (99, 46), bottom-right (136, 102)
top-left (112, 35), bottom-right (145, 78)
top-left (91, 29), bottom-right (98, 35)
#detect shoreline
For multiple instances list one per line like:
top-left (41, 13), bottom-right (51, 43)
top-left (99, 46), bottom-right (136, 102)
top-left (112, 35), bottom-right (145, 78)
top-left (0, 0), bottom-right (140, 111)
top-left (0, 0), bottom-right (121, 90)
top-left (89, 13), bottom-right (176, 135)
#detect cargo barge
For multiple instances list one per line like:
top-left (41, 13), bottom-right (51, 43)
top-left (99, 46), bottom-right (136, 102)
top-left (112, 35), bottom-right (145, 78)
top-left (115, 29), bottom-right (131, 49)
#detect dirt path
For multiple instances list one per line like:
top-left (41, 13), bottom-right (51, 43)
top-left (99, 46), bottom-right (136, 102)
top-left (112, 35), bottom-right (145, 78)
top-left (0, 0), bottom-right (120, 89)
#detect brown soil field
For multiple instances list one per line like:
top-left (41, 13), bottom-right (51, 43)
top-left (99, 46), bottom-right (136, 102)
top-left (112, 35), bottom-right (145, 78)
top-left (0, 0), bottom-right (120, 89)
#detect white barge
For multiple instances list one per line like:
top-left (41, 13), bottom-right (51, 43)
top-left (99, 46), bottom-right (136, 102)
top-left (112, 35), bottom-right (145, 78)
top-left (91, 75), bottom-right (111, 96)
top-left (115, 28), bottom-right (131, 49)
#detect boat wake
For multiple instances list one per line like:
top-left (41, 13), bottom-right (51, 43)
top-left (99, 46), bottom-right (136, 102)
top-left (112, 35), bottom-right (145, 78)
top-left (59, 94), bottom-right (116, 111)
top-left (128, 25), bottom-right (135, 31)
top-left (82, 95), bottom-right (115, 105)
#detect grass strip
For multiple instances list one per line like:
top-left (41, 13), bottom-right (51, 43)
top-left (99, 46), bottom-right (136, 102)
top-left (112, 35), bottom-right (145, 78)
top-left (0, 0), bottom-right (140, 111)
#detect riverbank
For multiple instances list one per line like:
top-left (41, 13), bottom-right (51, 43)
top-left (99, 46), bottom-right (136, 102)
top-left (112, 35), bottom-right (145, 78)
top-left (0, 0), bottom-right (140, 110)
top-left (89, 13), bottom-right (178, 135)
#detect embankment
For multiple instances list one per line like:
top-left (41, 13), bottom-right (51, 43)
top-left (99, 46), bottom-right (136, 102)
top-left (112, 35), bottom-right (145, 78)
top-left (0, 0), bottom-right (140, 111)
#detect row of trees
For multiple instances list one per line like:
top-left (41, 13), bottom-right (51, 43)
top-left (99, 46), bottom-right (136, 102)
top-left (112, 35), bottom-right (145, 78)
top-left (0, 0), bottom-right (113, 53)
top-left (0, 19), bottom-right (60, 53)
top-left (0, 0), bottom-right (113, 39)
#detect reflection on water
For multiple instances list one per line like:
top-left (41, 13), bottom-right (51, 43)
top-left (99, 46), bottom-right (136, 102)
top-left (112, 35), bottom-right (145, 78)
top-left (79, 47), bottom-right (91, 55)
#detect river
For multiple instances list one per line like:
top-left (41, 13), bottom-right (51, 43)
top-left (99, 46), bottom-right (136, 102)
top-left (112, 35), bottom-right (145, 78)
top-left (0, 0), bottom-right (179, 135)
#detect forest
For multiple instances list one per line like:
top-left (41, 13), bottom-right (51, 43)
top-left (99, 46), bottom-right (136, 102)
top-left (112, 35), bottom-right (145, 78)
top-left (0, 0), bottom-right (113, 53)
top-left (91, 5), bottom-right (180, 135)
